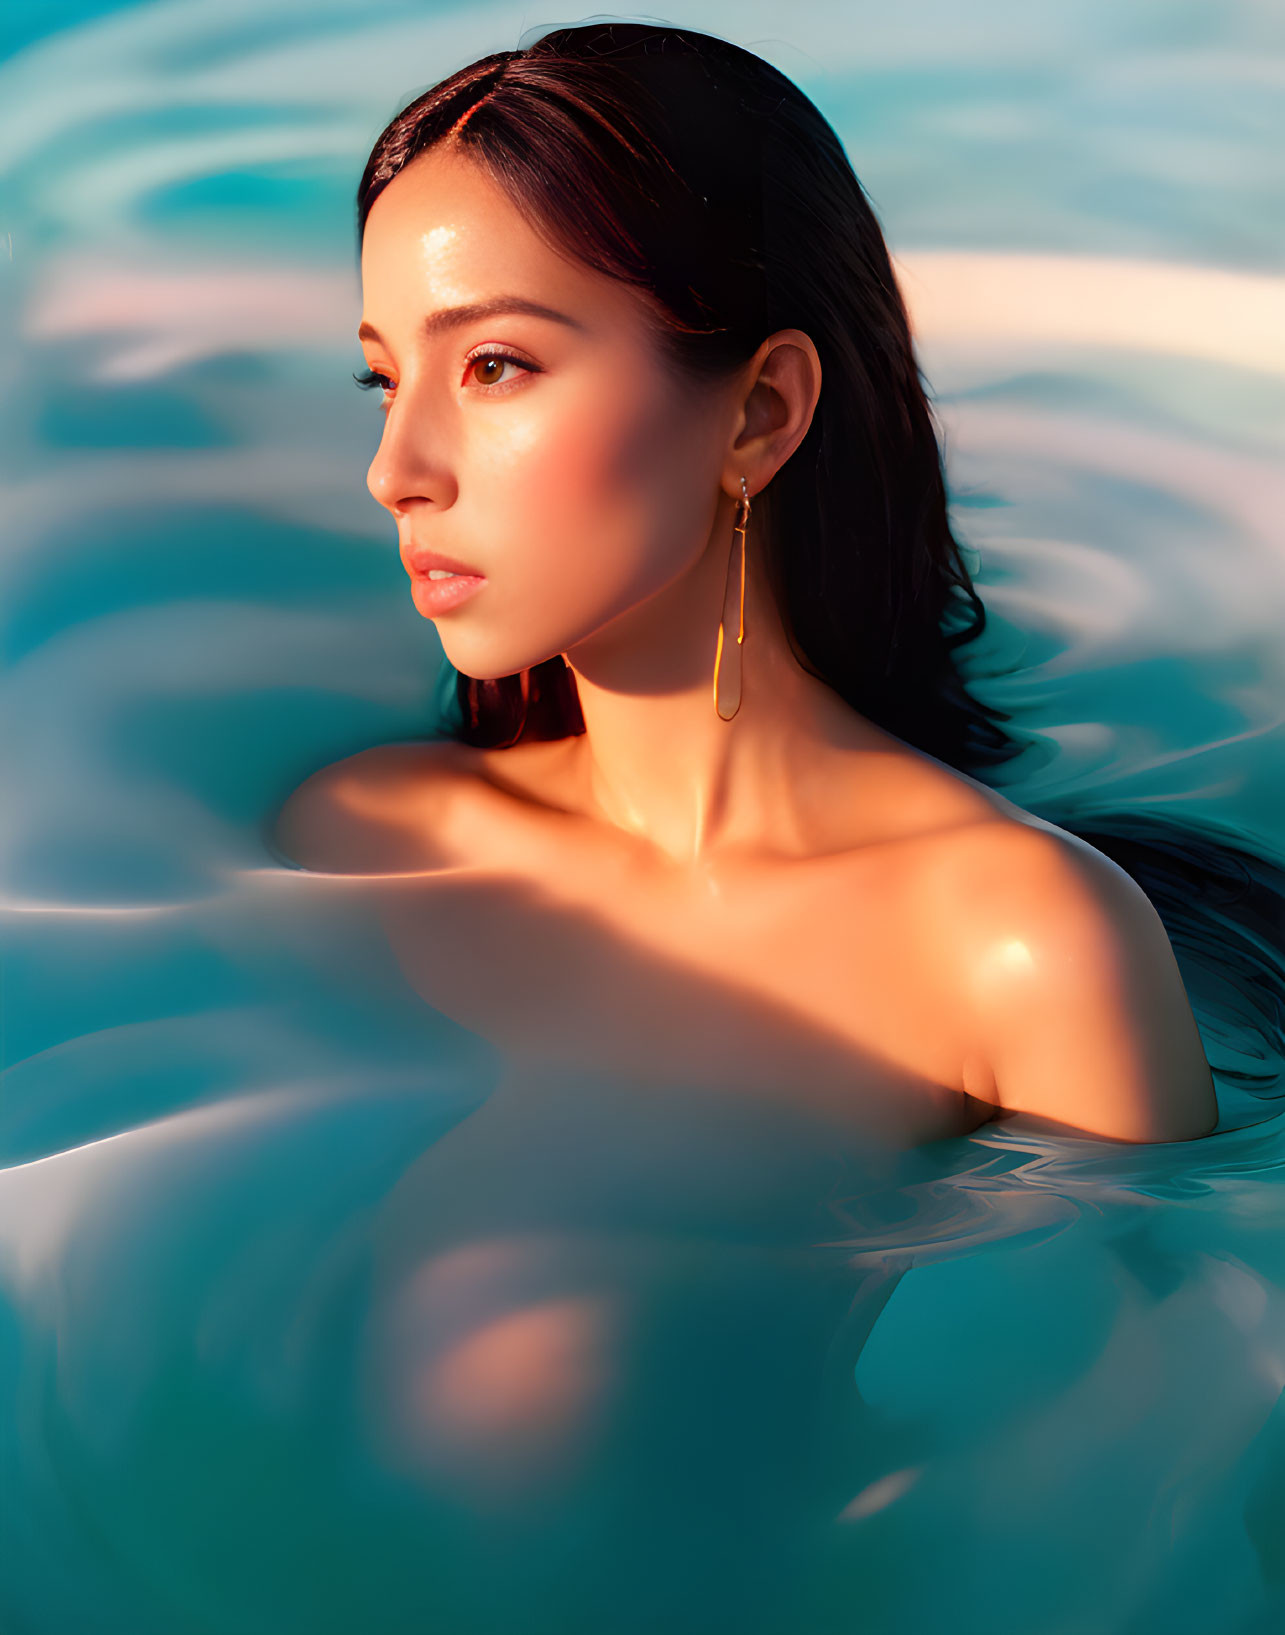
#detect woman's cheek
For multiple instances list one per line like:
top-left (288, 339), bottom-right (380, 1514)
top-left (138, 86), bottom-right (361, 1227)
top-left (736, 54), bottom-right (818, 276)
top-left (518, 403), bottom-right (618, 517)
top-left (468, 379), bottom-right (708, 649)
top-left (506, 427), bottom-right (649, 591)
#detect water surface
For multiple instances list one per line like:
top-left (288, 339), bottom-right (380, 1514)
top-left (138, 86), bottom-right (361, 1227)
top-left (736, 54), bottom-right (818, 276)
top-left (2, 4), bottom-right (1284, 1631)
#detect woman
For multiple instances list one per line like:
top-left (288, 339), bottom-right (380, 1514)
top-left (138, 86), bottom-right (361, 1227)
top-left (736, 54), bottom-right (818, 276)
top-left (278, 20), bottom-right (1224, 1144)
top-left (269, 22), bottom-right (1283, 1630)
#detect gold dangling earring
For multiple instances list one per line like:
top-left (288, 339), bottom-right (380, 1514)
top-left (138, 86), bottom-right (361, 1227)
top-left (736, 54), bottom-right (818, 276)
top-left (713, 476), bottom-right (751, 720)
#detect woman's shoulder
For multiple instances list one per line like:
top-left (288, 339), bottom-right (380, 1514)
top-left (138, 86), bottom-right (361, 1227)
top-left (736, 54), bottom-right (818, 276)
top-left (917, 806), bottom-right (1218, 1143)
top-left (268, 737), bottom-right (487, 874)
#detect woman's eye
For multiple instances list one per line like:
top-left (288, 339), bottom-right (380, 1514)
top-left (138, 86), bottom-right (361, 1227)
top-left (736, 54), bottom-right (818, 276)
top-left (464, 350), bottom-right (537, 390)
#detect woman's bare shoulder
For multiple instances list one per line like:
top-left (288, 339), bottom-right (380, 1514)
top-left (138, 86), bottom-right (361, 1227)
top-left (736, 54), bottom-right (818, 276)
top-left (922, 813), bottom-right (1218, 1143)
top-left (268, 738), bottom-right (484, 874)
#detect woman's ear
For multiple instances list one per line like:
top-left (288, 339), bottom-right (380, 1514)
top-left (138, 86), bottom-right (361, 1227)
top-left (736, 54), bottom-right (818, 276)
top-left (725, 329), bottom-right (822, 495)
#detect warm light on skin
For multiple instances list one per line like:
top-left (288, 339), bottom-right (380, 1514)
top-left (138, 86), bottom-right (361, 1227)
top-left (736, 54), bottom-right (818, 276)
top-left (960, 930), bottom-right (1046, 1081)
top-left (996, 938), bottom-right (1035, 974)
top-left (972, 933), bottom-right (1039, 1003)
top-left (420, 224), bottom-right (455, 260)
top-left (357, 142), bottom-right (886, 866)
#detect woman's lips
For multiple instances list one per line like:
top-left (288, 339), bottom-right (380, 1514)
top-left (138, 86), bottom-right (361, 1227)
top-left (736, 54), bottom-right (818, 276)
top-left (405, 546), bottom-right (486, 615)
top-left (408, 564), bottom-right (487, 615)
top-left (407, 547), bottom-right (482, 577)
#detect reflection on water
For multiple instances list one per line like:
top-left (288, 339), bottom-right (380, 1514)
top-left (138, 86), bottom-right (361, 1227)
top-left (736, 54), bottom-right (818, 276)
top-left (3, 2), bottom-right (1285, 1632)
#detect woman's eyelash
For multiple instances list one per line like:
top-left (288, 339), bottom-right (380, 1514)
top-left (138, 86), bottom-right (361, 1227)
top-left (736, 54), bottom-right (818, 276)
top-left (352, 351), bottom-right (537, 397)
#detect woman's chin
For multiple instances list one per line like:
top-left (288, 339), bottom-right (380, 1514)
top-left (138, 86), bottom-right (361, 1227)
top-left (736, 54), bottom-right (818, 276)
top-left (437, 644), bottom-right (565, 684)
top-left (426, 625), bottom-right (528, 682)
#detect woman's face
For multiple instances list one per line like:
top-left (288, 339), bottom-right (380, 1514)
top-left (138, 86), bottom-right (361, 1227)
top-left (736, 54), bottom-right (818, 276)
top-left (359, 143), bottom-right (736, 681)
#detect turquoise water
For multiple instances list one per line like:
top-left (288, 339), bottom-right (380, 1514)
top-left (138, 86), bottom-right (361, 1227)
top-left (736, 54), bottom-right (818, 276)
top-left (2, 4), bottom-right (1285, 1632)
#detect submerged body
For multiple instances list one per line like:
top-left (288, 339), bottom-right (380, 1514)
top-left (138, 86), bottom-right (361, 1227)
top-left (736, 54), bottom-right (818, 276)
top-left (271, 721), bottom-right (1216, 1627)
top-left (273, 725), bottom-right (1022, 1629)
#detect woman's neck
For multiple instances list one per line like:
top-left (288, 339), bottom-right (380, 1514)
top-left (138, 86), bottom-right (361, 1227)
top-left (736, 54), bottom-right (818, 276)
top-left (563, 546), bottom-right (877, 867)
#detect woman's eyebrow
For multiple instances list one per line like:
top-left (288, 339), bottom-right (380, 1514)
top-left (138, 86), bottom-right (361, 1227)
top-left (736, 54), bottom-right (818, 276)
top-left (358, 297), bottom-right (586, 347)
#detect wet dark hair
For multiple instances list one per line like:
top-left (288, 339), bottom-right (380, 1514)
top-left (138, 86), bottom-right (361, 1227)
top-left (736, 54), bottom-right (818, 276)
top-left (355, 22), bottom-right (1284, 1120)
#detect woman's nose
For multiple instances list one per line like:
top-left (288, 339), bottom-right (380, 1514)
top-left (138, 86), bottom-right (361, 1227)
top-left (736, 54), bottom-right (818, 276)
top-left (366, 389), bottom-right (455, 514)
